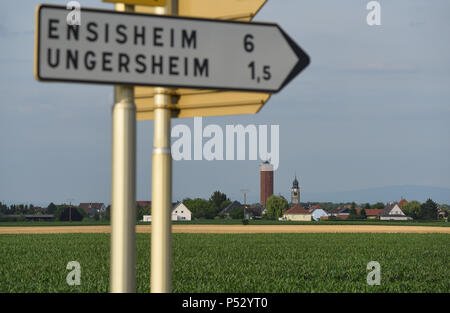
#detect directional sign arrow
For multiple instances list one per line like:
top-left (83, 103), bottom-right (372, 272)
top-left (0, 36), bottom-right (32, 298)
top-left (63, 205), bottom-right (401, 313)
top-left (35, 5), bottom-right (309, 93)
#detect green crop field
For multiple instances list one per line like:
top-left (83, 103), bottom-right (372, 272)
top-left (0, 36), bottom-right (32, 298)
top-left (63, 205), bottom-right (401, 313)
top-left (0, 233), bottom-right (448, 293)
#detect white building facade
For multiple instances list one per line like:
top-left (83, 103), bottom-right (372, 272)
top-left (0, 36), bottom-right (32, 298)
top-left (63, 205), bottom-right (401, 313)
top-left (142, 202), bottom-right (192, 222)
top-left (171, 202), bottom-right (192, 221)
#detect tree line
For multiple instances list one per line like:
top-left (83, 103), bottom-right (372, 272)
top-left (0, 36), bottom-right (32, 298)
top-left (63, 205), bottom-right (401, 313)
top-left (1, 196), bottom-right (447, 222)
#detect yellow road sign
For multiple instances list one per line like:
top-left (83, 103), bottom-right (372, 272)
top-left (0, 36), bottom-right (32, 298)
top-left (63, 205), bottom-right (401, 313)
top-left (135, 0), bottom-right (270, 120)
top-left (135, 88), bottom-right (270, 119)
top-left (103, 0), bottom-right (166, 6)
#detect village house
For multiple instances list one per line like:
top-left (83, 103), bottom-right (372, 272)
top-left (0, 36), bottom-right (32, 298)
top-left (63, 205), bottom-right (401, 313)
top-left (438, 209), bottom-right (447, 219)
top-left (143, 202), bottom-right (192, 222)
top-left (332, 207), bottom-right (350, 220)
top-left (282, 205), bottom-right (312, 221)
top-left (243, 205), bottom-right (263, 219)
top-left (365, 208), bottom-right (383, 219)
top-left (380, 203), bottom-right (412, 221)
top-left (327, 205), bottom-right (349, 219)
top-left (172, 202), bottom-right (192, 221)
top-left (219, 201), bottom-right (243, 218)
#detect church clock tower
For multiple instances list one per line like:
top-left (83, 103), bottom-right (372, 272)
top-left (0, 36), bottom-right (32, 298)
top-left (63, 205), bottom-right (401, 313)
top-left (291, 176), bottom-right (300, 205)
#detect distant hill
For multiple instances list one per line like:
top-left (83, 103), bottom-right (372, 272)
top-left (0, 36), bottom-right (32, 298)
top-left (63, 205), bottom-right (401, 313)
top-left (304, 185), bottom-right (450, 204)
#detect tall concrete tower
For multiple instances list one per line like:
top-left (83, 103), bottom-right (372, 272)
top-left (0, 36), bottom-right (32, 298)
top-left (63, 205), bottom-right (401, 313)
top-left (260, 161), bottom-right (274, 207)
top-left (291, 176), bottom-right (300, 205)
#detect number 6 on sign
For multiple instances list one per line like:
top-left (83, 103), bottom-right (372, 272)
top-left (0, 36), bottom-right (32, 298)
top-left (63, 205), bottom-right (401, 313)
top-left (244, 34), bottom-right (255, 53)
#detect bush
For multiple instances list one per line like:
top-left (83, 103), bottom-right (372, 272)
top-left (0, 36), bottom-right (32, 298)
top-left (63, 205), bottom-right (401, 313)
top-left (242, 219), bottom-right (249, 225)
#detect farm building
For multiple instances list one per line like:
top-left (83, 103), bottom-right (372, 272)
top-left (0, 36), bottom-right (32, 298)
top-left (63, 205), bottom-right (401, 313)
top-left (283, 205), bottom-right (312, 221)
top-left (380, 203), bottom-right (412, 221)
top-left (4, 214), bottom-right (55, 221)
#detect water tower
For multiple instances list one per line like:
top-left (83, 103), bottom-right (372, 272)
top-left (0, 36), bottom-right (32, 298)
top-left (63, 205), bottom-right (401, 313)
top-left (260, 161), bottom-right (273, 207)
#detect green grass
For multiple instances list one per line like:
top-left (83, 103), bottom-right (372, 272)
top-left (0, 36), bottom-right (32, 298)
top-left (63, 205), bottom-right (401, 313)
top-left (0, 219), bottom-right (448, 227)
top-left (0, 233), bottom-right (448, 292)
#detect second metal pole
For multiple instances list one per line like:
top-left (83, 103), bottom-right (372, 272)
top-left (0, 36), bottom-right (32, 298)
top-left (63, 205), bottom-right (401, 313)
top-left (151, 0), bottom-right (178, 294)
top-left (151, 88), bottom-right (173, 293)
top-left (110, 84), bottom-right (136, 293)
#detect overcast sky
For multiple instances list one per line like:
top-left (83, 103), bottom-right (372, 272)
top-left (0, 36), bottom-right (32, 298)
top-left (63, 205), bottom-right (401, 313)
top-left (1, 0), bottom-right (449, 206)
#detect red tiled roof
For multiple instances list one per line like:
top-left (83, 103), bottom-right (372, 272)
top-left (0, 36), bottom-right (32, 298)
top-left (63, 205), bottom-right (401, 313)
top-left (398, 199), bottom-right (408, 208)
top-left (365, 209), bottom-right (383, 216)
top-left (284, 205), bottom-right (311, 215)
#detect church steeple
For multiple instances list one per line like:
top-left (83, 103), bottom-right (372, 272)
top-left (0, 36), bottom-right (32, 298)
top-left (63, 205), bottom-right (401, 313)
top-left (291, 175), bottom-right (300, 204)
top-left (293, 175), bottom-right (299, 189)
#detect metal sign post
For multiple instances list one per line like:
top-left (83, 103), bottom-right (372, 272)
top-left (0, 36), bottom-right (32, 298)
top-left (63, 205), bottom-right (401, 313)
top-left (109, 2), bottom-right (136, 293)
top-left (150, 0), bottom-right (177, 294)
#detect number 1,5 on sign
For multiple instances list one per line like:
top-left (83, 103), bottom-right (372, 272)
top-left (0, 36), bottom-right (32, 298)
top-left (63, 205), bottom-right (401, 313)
top-left (244, 34), bottom-right (271, 83)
